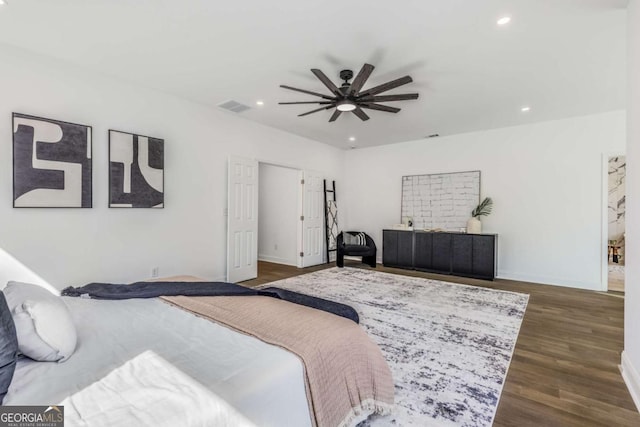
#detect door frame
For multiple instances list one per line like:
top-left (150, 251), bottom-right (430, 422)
top-left (601, 151), bottom-right (625, 291)
top-left (256, 160), bottom-right (306, 269)
top-left (297, 170), bottom-right (304, 268)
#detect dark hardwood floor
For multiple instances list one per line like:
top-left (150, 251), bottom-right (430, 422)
top-left (243, 260), bottom-right (640, 426)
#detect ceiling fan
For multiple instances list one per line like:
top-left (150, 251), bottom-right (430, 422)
top-left (279, 63), bottom-right (419, 122)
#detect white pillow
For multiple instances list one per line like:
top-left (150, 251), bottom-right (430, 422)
top-left (3, 281), bottom-right (77, 362)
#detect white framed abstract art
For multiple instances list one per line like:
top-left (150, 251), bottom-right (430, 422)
top-left (109, 130), bottom-right (164, 208)
top-left (401, 170), bottom-right (480, 230)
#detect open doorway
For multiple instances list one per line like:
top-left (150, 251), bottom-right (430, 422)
top-left (258, 163), bottom-right (300, 267)
top-left (227, 157), bottom-right (327, 283)
top-left (607, 155), bottom-right (625, 292)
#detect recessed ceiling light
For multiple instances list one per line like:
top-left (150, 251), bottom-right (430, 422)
top-left (349, 136), bottom-right (356, 142)
top-left (256, 100), bottom-right (264, 106)
top-left (497, 16), bottom-right (511, 26)
top-left (0, 0), bottom-right (7, 5)
top-left (521, 106), bottom-right (531, 112)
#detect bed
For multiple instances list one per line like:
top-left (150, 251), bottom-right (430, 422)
top-left (2, 277), bottom-right (394, 427)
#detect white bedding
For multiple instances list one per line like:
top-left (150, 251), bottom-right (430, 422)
top-left (5, 297), bottom-right (312, 427)
top-left (61, 350), bottom-right (255, 427)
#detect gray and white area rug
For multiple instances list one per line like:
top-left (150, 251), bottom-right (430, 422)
top-left (264, 268), bottom-right (529, 427)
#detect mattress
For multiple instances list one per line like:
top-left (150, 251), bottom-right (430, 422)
top-left (4, 297), bottom-right (312, 427)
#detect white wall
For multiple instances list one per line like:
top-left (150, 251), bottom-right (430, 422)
top-left (623, 0), bottom-right (640, 411)
top-left (0, 44), bottom-right (343, 289)
top-left (343, 111), bottom-right (626, 290)
top-left (258, 164), bottom-right (299, 266)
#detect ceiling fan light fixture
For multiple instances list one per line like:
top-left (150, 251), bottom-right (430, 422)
top-left (280, 63), bottom-right (418, 122)
top-left (336, 100), bottom-right (357, 112)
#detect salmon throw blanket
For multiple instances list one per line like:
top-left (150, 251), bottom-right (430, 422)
top-left (162, 294), bottom-right (395, 427)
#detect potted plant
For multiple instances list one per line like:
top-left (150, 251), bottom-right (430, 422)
top-left (467, 197), bottom-right (493, 234)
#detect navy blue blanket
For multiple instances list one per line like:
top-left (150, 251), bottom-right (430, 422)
top-left (61, 281), bottom-right (359, 324)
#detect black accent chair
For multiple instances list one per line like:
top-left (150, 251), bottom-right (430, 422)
top-left (337, 231), bottom-right (377, 268)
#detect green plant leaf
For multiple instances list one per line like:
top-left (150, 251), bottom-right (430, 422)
top-left (472, 197), bottom-right (493, 217)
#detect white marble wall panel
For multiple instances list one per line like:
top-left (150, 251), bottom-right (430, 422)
top-left (401, 171), bottom-right (480, 230)
top-left (608, 156), bottom-right (626, 241)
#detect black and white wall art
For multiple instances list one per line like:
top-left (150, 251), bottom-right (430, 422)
top-left (109, 130), bottom-right (164, 208)
top-left (13, 113), bottom-right (92, 208)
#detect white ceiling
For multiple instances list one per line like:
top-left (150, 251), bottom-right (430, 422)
top-left (0, 0), bottom-right (628, 149)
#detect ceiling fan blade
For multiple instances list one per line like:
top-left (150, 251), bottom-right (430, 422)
top-left (349, 63), bottom-right (375, 96)
top-left (279, 101), bottom-right (334, 105)
top-left (359, 103), bottom-right (401, 113)
top-left (358, 75), bottom-right (413, 97)
top-left (329, 110), bottom-right (342, 122)
top-left (298, 104), bottom-right (336, 117)
top-left (352, 107), bottom-right (370, 121)
top-left (280, 85), bottom-right (335, 100)
top-left (311, 69), bottom-right (342, 96)
top-left (358, 93), bottom-right (419, 102)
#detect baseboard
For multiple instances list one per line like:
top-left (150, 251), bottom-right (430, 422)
top-left (366, 264), bottom-right (599, 290)
top-left (497, 270), bottom-right (600, 290)
top-left (258, 254), bottom-right (297, 267)
top-left (621, 351), bottom-right (640, 412)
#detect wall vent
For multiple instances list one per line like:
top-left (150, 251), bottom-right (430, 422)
top-left (218, 100), bottom-right (251, 113)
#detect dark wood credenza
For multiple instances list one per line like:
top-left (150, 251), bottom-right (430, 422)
top-left (382, 229), bottom-right (497, 280)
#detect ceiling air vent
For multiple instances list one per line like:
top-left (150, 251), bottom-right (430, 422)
top-left (218, 100), bottom-right (251, 113)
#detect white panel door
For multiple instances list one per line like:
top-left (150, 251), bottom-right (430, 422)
top-left (300, 170), bottom-right (324, 267)
top-left (227, 157), bottom-right (258, 283)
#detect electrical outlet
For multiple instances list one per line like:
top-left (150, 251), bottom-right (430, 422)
top-left (274, 244), bottom-right (278, 251)
top-left (223, 208), bottom-right (229, 217)
top-left (151, 267), bottom-right (159, 278)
